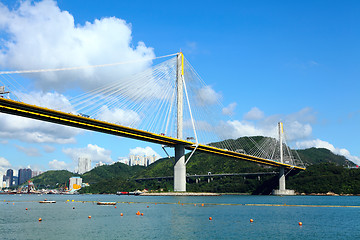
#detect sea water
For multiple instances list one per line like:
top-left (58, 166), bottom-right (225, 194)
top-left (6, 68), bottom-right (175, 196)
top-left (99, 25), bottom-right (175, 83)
top-left (1, 194), bottom-right (360, 239)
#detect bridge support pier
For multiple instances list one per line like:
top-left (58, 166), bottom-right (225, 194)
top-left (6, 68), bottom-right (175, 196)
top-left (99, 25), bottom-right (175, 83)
top-left (272, 122), bottom-right (295, 196)
top-left (272, 167), bottom-right (295, 195)
top-left (174, 144), bottom-right (186, 191)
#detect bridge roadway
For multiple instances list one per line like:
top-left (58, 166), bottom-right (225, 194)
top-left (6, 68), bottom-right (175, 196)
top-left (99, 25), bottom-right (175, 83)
top-left (0, 98), bottom-right (305, 170)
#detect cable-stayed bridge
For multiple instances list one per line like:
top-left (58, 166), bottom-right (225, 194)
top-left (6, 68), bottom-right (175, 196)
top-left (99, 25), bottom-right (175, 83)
top-left (0, 52), bottom-right (305, 194)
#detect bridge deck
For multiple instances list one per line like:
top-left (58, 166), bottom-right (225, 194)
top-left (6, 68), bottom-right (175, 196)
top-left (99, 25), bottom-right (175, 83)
top-left (0, 98), bottom-right (305, 170)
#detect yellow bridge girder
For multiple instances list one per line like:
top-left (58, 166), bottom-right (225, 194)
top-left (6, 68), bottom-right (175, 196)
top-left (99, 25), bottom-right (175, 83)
top-left (0, 98), bottom-right (305, 171)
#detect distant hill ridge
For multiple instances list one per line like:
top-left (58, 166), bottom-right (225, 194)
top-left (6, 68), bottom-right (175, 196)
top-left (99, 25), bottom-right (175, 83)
top-left (30, 136), bottom-right (355, 194)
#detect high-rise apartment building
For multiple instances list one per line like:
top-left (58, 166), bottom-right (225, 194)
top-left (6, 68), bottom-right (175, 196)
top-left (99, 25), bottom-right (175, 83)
top-left (128, 155), bottom-right (157, 167)
top-left (6, 169), bottom-right (13, 187)
top-left (77, 157), bottom-right (91, 174)
top-left (18, 168), bottom-right (32, 185)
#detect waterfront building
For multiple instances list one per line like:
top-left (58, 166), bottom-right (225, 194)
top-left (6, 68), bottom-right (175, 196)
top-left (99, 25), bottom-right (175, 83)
top-left (77, 157), bottom-right (91, 174)
top-left (69, 176), bottom-right (82, 190)
top-left (18, 168), bottom-right (32, 185)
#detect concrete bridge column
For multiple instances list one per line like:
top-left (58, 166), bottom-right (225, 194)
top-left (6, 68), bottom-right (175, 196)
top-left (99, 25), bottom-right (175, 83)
top-left (272, 122), bottom-right (295, 196)
top-left (174, 144), bottom-right (186, 191)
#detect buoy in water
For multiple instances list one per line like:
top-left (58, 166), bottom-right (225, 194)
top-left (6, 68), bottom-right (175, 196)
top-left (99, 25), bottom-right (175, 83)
top-left (209, 217), bottom-right (212, 220)
top-left (88, 216), bottom-right (91, 219)
top-left (72, 207), bottom-right (75, 209)
top-left (141, 213), bottom-right (144, 216)
top-left (38, 218), bottom-right (42, 222)
top-left (250, 219), bottom-right (254, 223)
top-left (201, 204), bottom-right (204, 207)
top-left (147, 206), bottom-right (149, 208)
top-left (25, 208), bottom-right (28, 210)
top-left (120, 213), bottom-right (123, 216)
top-left (136, 211), bottom-right (140, 215)
top-left (298, 222), bottom-right (303, 226)
top-left (115, 206), bottom-right (117, 209)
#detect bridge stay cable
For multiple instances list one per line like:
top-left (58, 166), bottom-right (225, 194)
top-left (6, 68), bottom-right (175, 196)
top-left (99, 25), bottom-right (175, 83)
top-left (0, 51), bottom-right (306, 193)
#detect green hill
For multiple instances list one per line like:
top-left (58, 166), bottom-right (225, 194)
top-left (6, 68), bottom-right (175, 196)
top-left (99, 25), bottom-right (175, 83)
top-left (287, 163), bottom-right (360, 194)
top-left (30, 136), bottom-right (357, 194)
top-left (297, 147), bottom-right (354, 167)
top-left (31, 170), bottom-right (78, 189)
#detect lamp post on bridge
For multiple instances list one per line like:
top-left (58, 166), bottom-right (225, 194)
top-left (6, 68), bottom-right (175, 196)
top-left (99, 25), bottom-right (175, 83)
top-left (272, 122), bottom-right (295, 196)
top-left (174, 52), bottom-right (186, 192)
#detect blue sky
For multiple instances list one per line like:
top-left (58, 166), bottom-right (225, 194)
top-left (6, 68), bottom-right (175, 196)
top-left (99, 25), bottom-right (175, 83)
top-left (0, 0), bottom-right (359, 175)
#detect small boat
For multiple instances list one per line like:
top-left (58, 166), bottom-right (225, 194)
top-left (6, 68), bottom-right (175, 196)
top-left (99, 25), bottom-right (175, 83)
top-left (97, 202), bottom-right (116, 205)
top-left (39, 200), bottom-right (56, 203)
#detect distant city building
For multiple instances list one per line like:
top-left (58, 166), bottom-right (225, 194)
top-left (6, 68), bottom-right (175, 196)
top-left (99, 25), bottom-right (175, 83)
top-left (13, 176), bottom-right (18, 186)
top-left (32, 171), bottom-right (43, 178)
top-left (77, 157), bottom-right (91, 174)
top-left (95, 161), bottom-right (106, 168)
top-left (69, 177), bottom-right (82, 191)
top-left (6, 169), bottom-right (13, 187)
top-left (18, 168), bottom-right (32, 185)
top-left (128, 155), bottom-right (157, 167)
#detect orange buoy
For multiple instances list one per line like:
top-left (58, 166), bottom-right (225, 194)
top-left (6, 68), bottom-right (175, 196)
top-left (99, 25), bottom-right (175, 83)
top-left (25, 208), bottom-right (28, 210)
top-left (298, 222), bottom-right (303, 226)
top-left (13, 203), bottom-right (14, 205)
top-left (194, 204), bottom-right (196, 206)
top-left (88, 216), bottom-right (91, 219)
top-left (141, 213), bottom-right (144, 216)
top-left (155, 203), bottom-right (157, 205)
top-left (182, 203), bottom-right (184, 206)
top-left (147, 206), bottom-right (149, 208)
top-left (38, 218), bottom-right (42, 222)
top-left (209, 217), bottom-right (212, 220)
top-left (72, 207), bottom-right (75, 209)
top-left (250, 219), bottom-right (254, 223)
top-left (201, 204), bottom-right (204, 207)
top-left (136, 211), bottom-right (141, 215)
top-left (115, 206), bottom-right (117, 209)
top-left (120, 213), bottom-right (123, 216)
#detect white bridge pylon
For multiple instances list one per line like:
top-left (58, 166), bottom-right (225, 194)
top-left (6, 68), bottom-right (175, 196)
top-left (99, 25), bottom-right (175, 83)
top-left (174, 52), bottom-right (198, 192)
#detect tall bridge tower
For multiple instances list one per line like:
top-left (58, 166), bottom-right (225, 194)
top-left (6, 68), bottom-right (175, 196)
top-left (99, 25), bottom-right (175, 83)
top-left (174, 52), bottom-right (186, 191)
top-left (272, 122), bottom-right (295, 195)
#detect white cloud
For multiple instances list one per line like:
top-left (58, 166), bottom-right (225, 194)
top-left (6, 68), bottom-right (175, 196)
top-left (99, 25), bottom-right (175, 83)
top-left (129, 146), bottom-right (160, 159)
top-left (43, 145), bottom-right (56, 153)
top-left (222, 102), bottom-right (237, 116)
top-left (63, 144), bottom-right (112, 164)
top-left (196, 86), bottom-right (221, 106)
top-left (0, 0), bottom-right (155, 91)
top-left (217, 120), bottom-right (270, 139)
top-left (218, 107), bottom-right (315, 141)
top-left (0, 157), bottom-right (11, 177)
top-left (296, 139), bottom-right (360, 165)
top-left (48, 159), bottom-right (69, 170)
top-left (15, 145), bottom-right (41, 157)
top-left (0, 91), bottom-right (80, 144)
top-left (244, 107), bottom-right (264, 120)
top-left (98, 105), bottom-right (140, 127)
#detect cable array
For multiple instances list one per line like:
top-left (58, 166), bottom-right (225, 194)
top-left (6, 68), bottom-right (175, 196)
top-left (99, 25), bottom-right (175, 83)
top-left (0, 53), bottom-right (304, 168)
